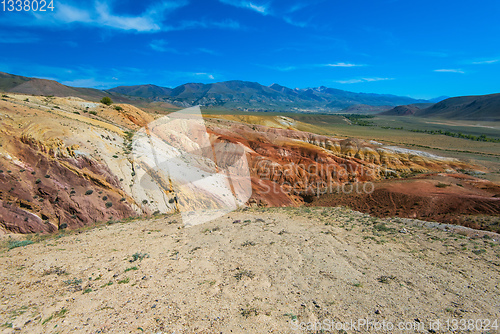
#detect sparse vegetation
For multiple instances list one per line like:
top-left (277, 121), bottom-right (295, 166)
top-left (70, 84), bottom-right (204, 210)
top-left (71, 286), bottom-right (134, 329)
top-left (63, 277), bottom-right (82, 286)
top-left (240, 306), bottom-right (259, 318)
top-left (129, 252), bottom-right (149, 262)
top-left (378, 275), bottom-right (396, 283)
top-left (100, 281), bottom-right (113, 288)
top-left (125, 266), bottom-right (138, 272)
top-left (241, 240), bottom-right (256, 247)
top-left (118, 277), bottom-right (130, 284)
top-left (344, 114), bottom-right (375, 126)
top-left (203, 226), bottom-right (220, 233)
top-left (85, 190), bottom-right (94, 195)
top-left (100, 96), bottom-right (113, 105)
top-left (373, 223), bottom-right (395, 233)
top-left (7, 239), bottom-right (34, 250)
top-left (234, 269), bottom-right (255, 280)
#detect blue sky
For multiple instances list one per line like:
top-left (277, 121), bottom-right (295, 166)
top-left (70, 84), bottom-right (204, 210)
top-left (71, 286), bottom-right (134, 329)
top-left (0, 0), bottom-right (499, 99)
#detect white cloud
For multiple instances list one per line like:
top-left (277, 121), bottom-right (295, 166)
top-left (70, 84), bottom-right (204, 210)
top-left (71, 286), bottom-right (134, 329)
top-left (471, 59), bottom-right (499, 65)
top-left (219, 0), bottom-right (270, 15)
top-left (150, 39), bottom-right (180, 53)
top-left (94, 1), bottom-right (162, 31)
top-left (287, 2), bottom-right (309, 13)
top-left (434, 69), bottom-right (465, 74)
top-left (263, 62), bottom-right (365, 71)
top-left (335, 77), bottom-right (394, 84)
top-left (198, 48), bottom-right (221, 56)
top-left (282, 16), bottom-right (309, 28)
top-left (219, 0), bottom-right (312, 27)
top-left (193, 73), bottom-right (216, 80)
top-left (13, 0), bottom-right (189, 32)
top-left (61, 78), bottom-right (118, 89)
top-left (263, 65), bottom-right (298, 71)
top-left (324, 62), bottom-right (365, 67)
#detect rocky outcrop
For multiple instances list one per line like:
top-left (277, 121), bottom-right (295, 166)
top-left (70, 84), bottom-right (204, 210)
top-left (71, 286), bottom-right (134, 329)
top-left (205, 117), bottom-right (470, 206)
top-left (0, 95), bottom-right (488, 233)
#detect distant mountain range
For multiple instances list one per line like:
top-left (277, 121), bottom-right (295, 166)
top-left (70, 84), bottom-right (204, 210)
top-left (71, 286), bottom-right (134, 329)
top-left (107, 81), bottom-right (429, 112)
top-left (1, 71), bottom-right (427, 112)
top-left (1, 71), bottom-right (498, 120)
top-left (382, 93), bottom-right (500, 121)
top-left (0, 72), bottom-right (108, 101)
top-left (415, 93), bottom-right (500, 120)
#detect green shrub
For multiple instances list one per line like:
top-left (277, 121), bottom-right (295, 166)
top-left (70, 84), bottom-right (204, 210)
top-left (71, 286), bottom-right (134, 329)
top-left (125, 266), bottom-right (138, 272)
top-left (129, 252), bottom-right (149, 262)
top-left (63, 277), bottom-right (82, 285)
top-left (114, 105), bottom-right (123, 111)
top-left (105, 202), bottom-right (113, 208)
top-left (234, 269), bottom-right (255, 280)
top-left (7, 240), bottom-right (34, 250)
top-left (85, 190), bottom-right (93, 195)
top-left (100, 96), bottom-right (113, 105)
top-left (118, 277), bottom-right (130, 284)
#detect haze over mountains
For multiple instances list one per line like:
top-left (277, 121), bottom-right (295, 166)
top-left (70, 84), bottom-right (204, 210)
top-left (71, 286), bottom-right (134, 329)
top-left (1, 71), bottom-right (426, 112)
top-left (107, 81), bottom-right (428, 111)
top-left (1, 71), bottom-right (499, 120)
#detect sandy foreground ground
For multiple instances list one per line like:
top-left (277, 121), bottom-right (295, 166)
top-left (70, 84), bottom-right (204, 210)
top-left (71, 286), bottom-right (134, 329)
top-left (0, 207), bottom-right (499, 333)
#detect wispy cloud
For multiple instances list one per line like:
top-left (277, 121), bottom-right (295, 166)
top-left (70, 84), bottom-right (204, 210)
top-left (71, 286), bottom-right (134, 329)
top-left (219, 0), bottom-right (313, 27)
top-left (287, 2), bottom-right (309, 13)
top-left (471, 59), bottom-right (499, 65)
top-left (219, 0), bottom-right (270, 15)
top-left (264, 65), bottom-right (299, 72)
top-left (3, 1), bottom-right (241, 33)
top-left (263, 62), bottom-right (365, 71)
top-left (194, 72), bottom-right (215, 80)
top-left (198, 48), bottom-right (221, 56)
top-left (61, 78), bottom-right (119, 89)
top-left (434, 69), bottom-right (465, 74)
top-left (282, 16), bottom-right (309, 28)
top-left (162, 70), bottom-right (219, 83)
top-left (43, 1), bottom-right (187, 32)
top-left (335, 77), bottom-right (394, 84)
top-left (149, 39), bottom-right (181, 53)
top-left (324, 62), bottom-right (365, 68)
